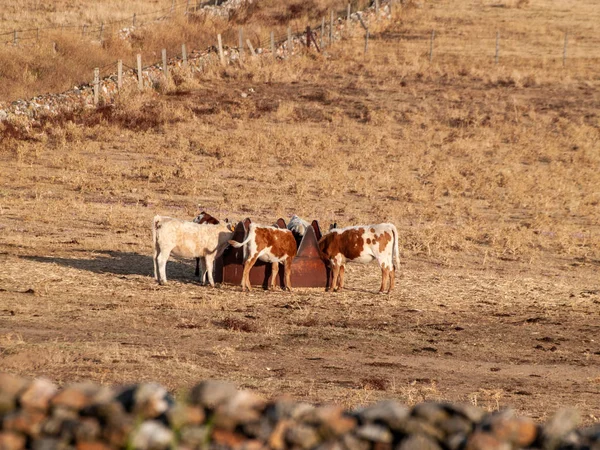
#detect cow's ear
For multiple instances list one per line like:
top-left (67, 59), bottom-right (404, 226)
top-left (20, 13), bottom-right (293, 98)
top-left (225, 218), bottom-right (230, 223)
top-left (227, 223), bottom-right (235, 232)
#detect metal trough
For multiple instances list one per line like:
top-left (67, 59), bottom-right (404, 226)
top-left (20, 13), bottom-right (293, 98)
top-left (216, 218), bottom-right (330, 288)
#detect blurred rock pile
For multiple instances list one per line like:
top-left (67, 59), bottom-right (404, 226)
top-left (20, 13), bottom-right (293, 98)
top-left (1, 374), bottom-right (599, 450)
top-left (0, 1), bottom-right (390, 128)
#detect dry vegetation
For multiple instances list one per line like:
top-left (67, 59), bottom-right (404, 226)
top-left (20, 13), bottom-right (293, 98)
top-left (1, 0), bottom-right (599, 426)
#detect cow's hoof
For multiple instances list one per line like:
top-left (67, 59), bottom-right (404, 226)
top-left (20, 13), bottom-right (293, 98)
top-left (158, 281), bottom-right (166, 286)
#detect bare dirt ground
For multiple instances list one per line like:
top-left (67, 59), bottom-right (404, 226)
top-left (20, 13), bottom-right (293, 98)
top-left (1, 0), bottom-right (600, 427)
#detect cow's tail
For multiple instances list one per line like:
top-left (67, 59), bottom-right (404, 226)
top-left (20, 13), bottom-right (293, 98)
top-left (152, 215), bottom-right (162, 279)
top-left (391, 224), bottom-right (400, 271)
top-left (228, 235), bottom-right (251, 249)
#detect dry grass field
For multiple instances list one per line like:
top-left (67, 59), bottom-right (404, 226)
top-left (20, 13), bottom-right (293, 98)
top-left (1, 0), bottom-right (600, 426)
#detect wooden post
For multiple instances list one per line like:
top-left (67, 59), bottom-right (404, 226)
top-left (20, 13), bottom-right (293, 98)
top-left (182, 43), bottom-right (188, 67)
top-left (239, 28), bottom-right (244, 62)
top-left (429, 29), bottom-right (435, 63)
top-left (246, 39), bottom-right (257, 57)
top-left (133, 13), bottom-right (136, 27)
top-left (495, 31), bottom-right (499, 64)
top-left (347, 3), bottom-right (351, 21)
top-left (306, 26), bottom-right (311, 49)
top-left (364, 29), bottom-right (369, 54)
top-left (287, 27), bottom-right (293, 55)
top-left (137, 53), bottom-right (143, 90)
top-left (93, 68), bottom-right (100, 106)
top-left (562, 32), bottom-right (568, 67)
top-left (330, 10), bottom-right (334, 45)
top-left (217, 34), bottom-right (226, 66)
top-left (375, 0), bottom-right (379, 17)
top-left (99, 23), bottom-right (104, 42)
top-left (321, 17), bottom-right (325, 49)
top-left (162, 49), bottom-right (168, 80)
top-left (117, 60), bottom-right (123, 90)
top-left (271, 31), bottom-right (276, 59)
top-left (13, 30), bottom-right (17, 46)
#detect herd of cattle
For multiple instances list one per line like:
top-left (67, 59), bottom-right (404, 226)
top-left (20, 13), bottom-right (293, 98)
top-left (152, 212), bottom-right (399, 293)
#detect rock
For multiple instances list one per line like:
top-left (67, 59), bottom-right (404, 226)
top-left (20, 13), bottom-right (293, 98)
top-left (212, 428), bottom-right (247, 447)
top-left (51, 384), bottom-right (95, 411)
top-left (0, 431), bottom-right (27, 450)
top-left (441, 403), bottom-right (485, 423)
top-left (267, 397), bottom-right (314, 421)
top-left (133, 383), bottom-right (172, 420)
top-left (285, 424), bottom-right (321, 449)
top-left (129, 421), bottom-right (173, 450)
top-left (3, 409), bottom-right (46, 437)
top-left (397, 434), bottom-right (442, 450)
top-left (31, 438), bottom-right (62, 450)
top-left (485, 410), bottom-right (538, 447)
top-left (399, 418), bottom-right (445, 441)
top-left (74, 417), bottom-right (102, 442)
top-left (412, 403), bottom-right (450, 425)
top-left (76, 442), bottom-right (113, 450)
top-left (19, 378), bottom-right (57, 412)
top-left (438, 416), bottom-right (472, 436)
top-left (214, 390), bottom-right (266, 430)
top-left (178, 425), bottom-right (211, 447)
top-left (341, 432), bottom-right (370, 450)
top-left (464, 431), bottom-right (511, 450)
top-left (268, 419), bottom-right (292, 450)
top-left (354, 424), bottom-right (393, 443)
top-left (188, 380), bottom-right (237, 409)
top-left (167, 405), bottom-right (205, 429)
top-left (358, 401), bottom-right (409, 430)
top-left (540, 408), bottom-right (579, 450)
top-left (300, 406), bottom-right (356, 438)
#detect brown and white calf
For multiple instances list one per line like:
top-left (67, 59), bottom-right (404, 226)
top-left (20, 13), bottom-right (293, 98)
top-left (193, 211), bottom-right (221, 280)
top-left (318, 223), bottom-right (399, 293)
top-left (228, 224), bottom-right (297, 291)
top-left (153, 215), bottom-right (234, 286)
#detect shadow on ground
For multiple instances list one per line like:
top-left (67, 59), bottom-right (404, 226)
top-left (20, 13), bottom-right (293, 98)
top-left (21, 251), bottom-right (199, 283)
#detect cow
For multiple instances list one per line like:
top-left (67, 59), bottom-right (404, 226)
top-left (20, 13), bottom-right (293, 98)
top-left (193, 211), bottom-right (221, 281)
top-left (286, 214), bottom-right (310, 247)
top-left (318, 223), bottom-right (399, 294)
top-left (228, 224), bottom-right (297, 292)
top-left (153, 215), bottom-right (235, 286)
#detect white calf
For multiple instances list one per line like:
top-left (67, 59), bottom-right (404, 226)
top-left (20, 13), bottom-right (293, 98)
top-left (152, 215), bottom-right (234, 286)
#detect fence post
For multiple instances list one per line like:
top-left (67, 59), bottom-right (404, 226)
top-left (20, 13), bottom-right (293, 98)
top-left (137, 53), bottom-right (143, 90)
top-left (118, 60), bottom-right (123, 90)
top-left (562, 32), bottom-right (568, 67)
top-left (330, 10), bottom-right (334, 45)
top-left (99, 23), bottom-right (104, 43)
top-left (239, 28), bottom-right (244, 62)
top-left (246, 39), bottom-right (257, 57)
top-left (287, 27), bottom-right (293, 55)
top-left (217, 34), bottom-right (226, 66)
top-left (271, 31), bottom-right (276, 59)
top-left (133, 14), bottom-right (136, 27)
top-left (13, 30), bottom-right (17, 46)
top-left (321, 17), bottom-right (325, 48)
top-left (495, 31), bottom-right (499, 64)
top-left (162, 49), bottom-right (168, 81)
top-left (375, 0), bottom-right (379, 17)
top-left (182, 43), bottom-right (188, 67)
top-left (347, 3), bottom-right (351, 21)
top-left (93, 68), bottom-right (100, 106)
top-left (429, 29), bottom-right (435, 63)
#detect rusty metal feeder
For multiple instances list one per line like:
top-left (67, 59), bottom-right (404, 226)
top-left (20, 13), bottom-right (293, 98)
top-left (215, 217), bottom-right (330, 288)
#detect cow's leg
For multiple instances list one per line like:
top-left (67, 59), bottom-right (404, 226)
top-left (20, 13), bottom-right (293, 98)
top-left (379, 264), bottom-right (390, 294)
top-left (242, 256), bottom-right (258, 291)
top-left (195, 257), bottom-right (201, 278)
top-left (283, 259), bottom-right (293, 292)
top-left (153, 246), bottom-right (159, 281)
top-left (388, 267), bottom-right (395, 293)
top-left (330, 263), bottom-right (341, 292)
top-left (204, 255), bottom-right (216, 287)
top-left (156, 250), bottom-right (170, 285)
top-left (338, 265), bottom-right (346, 291)
top-left (198, 258), bottom-right (207, 285)
top-left (270, 263), bottom-right (279, 290)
